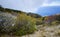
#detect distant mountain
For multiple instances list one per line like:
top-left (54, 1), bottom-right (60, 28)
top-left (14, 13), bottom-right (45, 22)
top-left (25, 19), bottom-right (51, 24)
top-left (37, 6), bottom-right (60, 16)
top-left (27, 12), bottom-right (41, 18)
top-left (0, 6), bottom-right (42, 18)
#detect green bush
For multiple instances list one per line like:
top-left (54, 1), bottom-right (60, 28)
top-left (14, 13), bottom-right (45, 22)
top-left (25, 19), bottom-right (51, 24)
top-left (51, 21), bottom-right (60, 25)
top-left (36, 18), bottom-right (43, 25)
top-left (13, 14), bottom-right (37, 36)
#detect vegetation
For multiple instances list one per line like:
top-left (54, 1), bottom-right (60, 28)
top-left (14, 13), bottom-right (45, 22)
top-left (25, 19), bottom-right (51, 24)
top-left (0, 5), bottom-right (37, 36)
top-left (13, 14), bottom-right (37, 36)
top-left (0, 5), bottom-right (60, 36)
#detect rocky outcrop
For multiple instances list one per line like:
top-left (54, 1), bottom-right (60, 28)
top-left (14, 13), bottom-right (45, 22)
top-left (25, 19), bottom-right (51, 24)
top-left (0, 11), bottom-right (17, 32)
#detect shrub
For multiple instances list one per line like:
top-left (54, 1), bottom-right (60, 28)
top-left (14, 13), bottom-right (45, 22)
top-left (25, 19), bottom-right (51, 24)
top-left (51, 21), bottom-right (60, 25)
top-left (36, 18), bottom-right (43, 25)
top-left (13, 14), bottom-right (37, 36)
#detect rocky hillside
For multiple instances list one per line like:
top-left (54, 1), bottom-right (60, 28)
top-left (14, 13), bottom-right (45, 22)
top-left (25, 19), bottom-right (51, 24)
top-left (0, 5), bottom-right (60, 37)
top-left (44, 14), bottom-right (60, 24)
top-left (0, 11), bottom-right (17, 33)
top-left (0, 6), bottom-right (38, 36)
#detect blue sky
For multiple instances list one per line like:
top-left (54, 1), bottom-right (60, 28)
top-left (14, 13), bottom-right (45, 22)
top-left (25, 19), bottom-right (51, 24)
top-left (0, 0), bottom-right (60, 13)
top-left (37, 6), bottom-right (60, 16)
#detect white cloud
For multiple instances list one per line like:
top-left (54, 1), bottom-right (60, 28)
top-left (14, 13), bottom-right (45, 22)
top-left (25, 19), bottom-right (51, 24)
top-left (20, 0), bottom-right (45, 12)
top-left (41, 2), bottom-right (60, 7)
top-left (0, 0), bottom-right (60, 12)
top-left (0, 0), bottom-right (45, 12)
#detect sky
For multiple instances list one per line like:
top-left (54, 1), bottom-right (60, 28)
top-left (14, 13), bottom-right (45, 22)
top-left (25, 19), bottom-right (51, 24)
top-left (0, 0), bottom-right (60, 13)
top-left (37, 6), bottom-right (60, 16)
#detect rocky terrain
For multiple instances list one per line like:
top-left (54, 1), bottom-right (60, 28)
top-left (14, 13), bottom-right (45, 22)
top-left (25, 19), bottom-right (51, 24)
top-left (21, 24), bottom-right (60, 37)
top-left (0, 12), bottom-right (60, 37)
top-left (1, 24), bottom-right (60, 37)
top-left (0, 6), bottom-right (60, 37)
top-left (0, 11), bottom-right (17, 33)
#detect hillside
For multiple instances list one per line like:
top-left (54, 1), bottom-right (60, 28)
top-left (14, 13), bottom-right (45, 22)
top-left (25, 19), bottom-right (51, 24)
top-left (0, 6), bottom-right (42, 36)
top-left (0, 6), bottom-right (60, 37)
top-left (44, 14), bottom-right (60, 24)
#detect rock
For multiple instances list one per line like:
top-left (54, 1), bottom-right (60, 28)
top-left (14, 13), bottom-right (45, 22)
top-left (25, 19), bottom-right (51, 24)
top-left (0, 11), bottom-right (17, 32)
